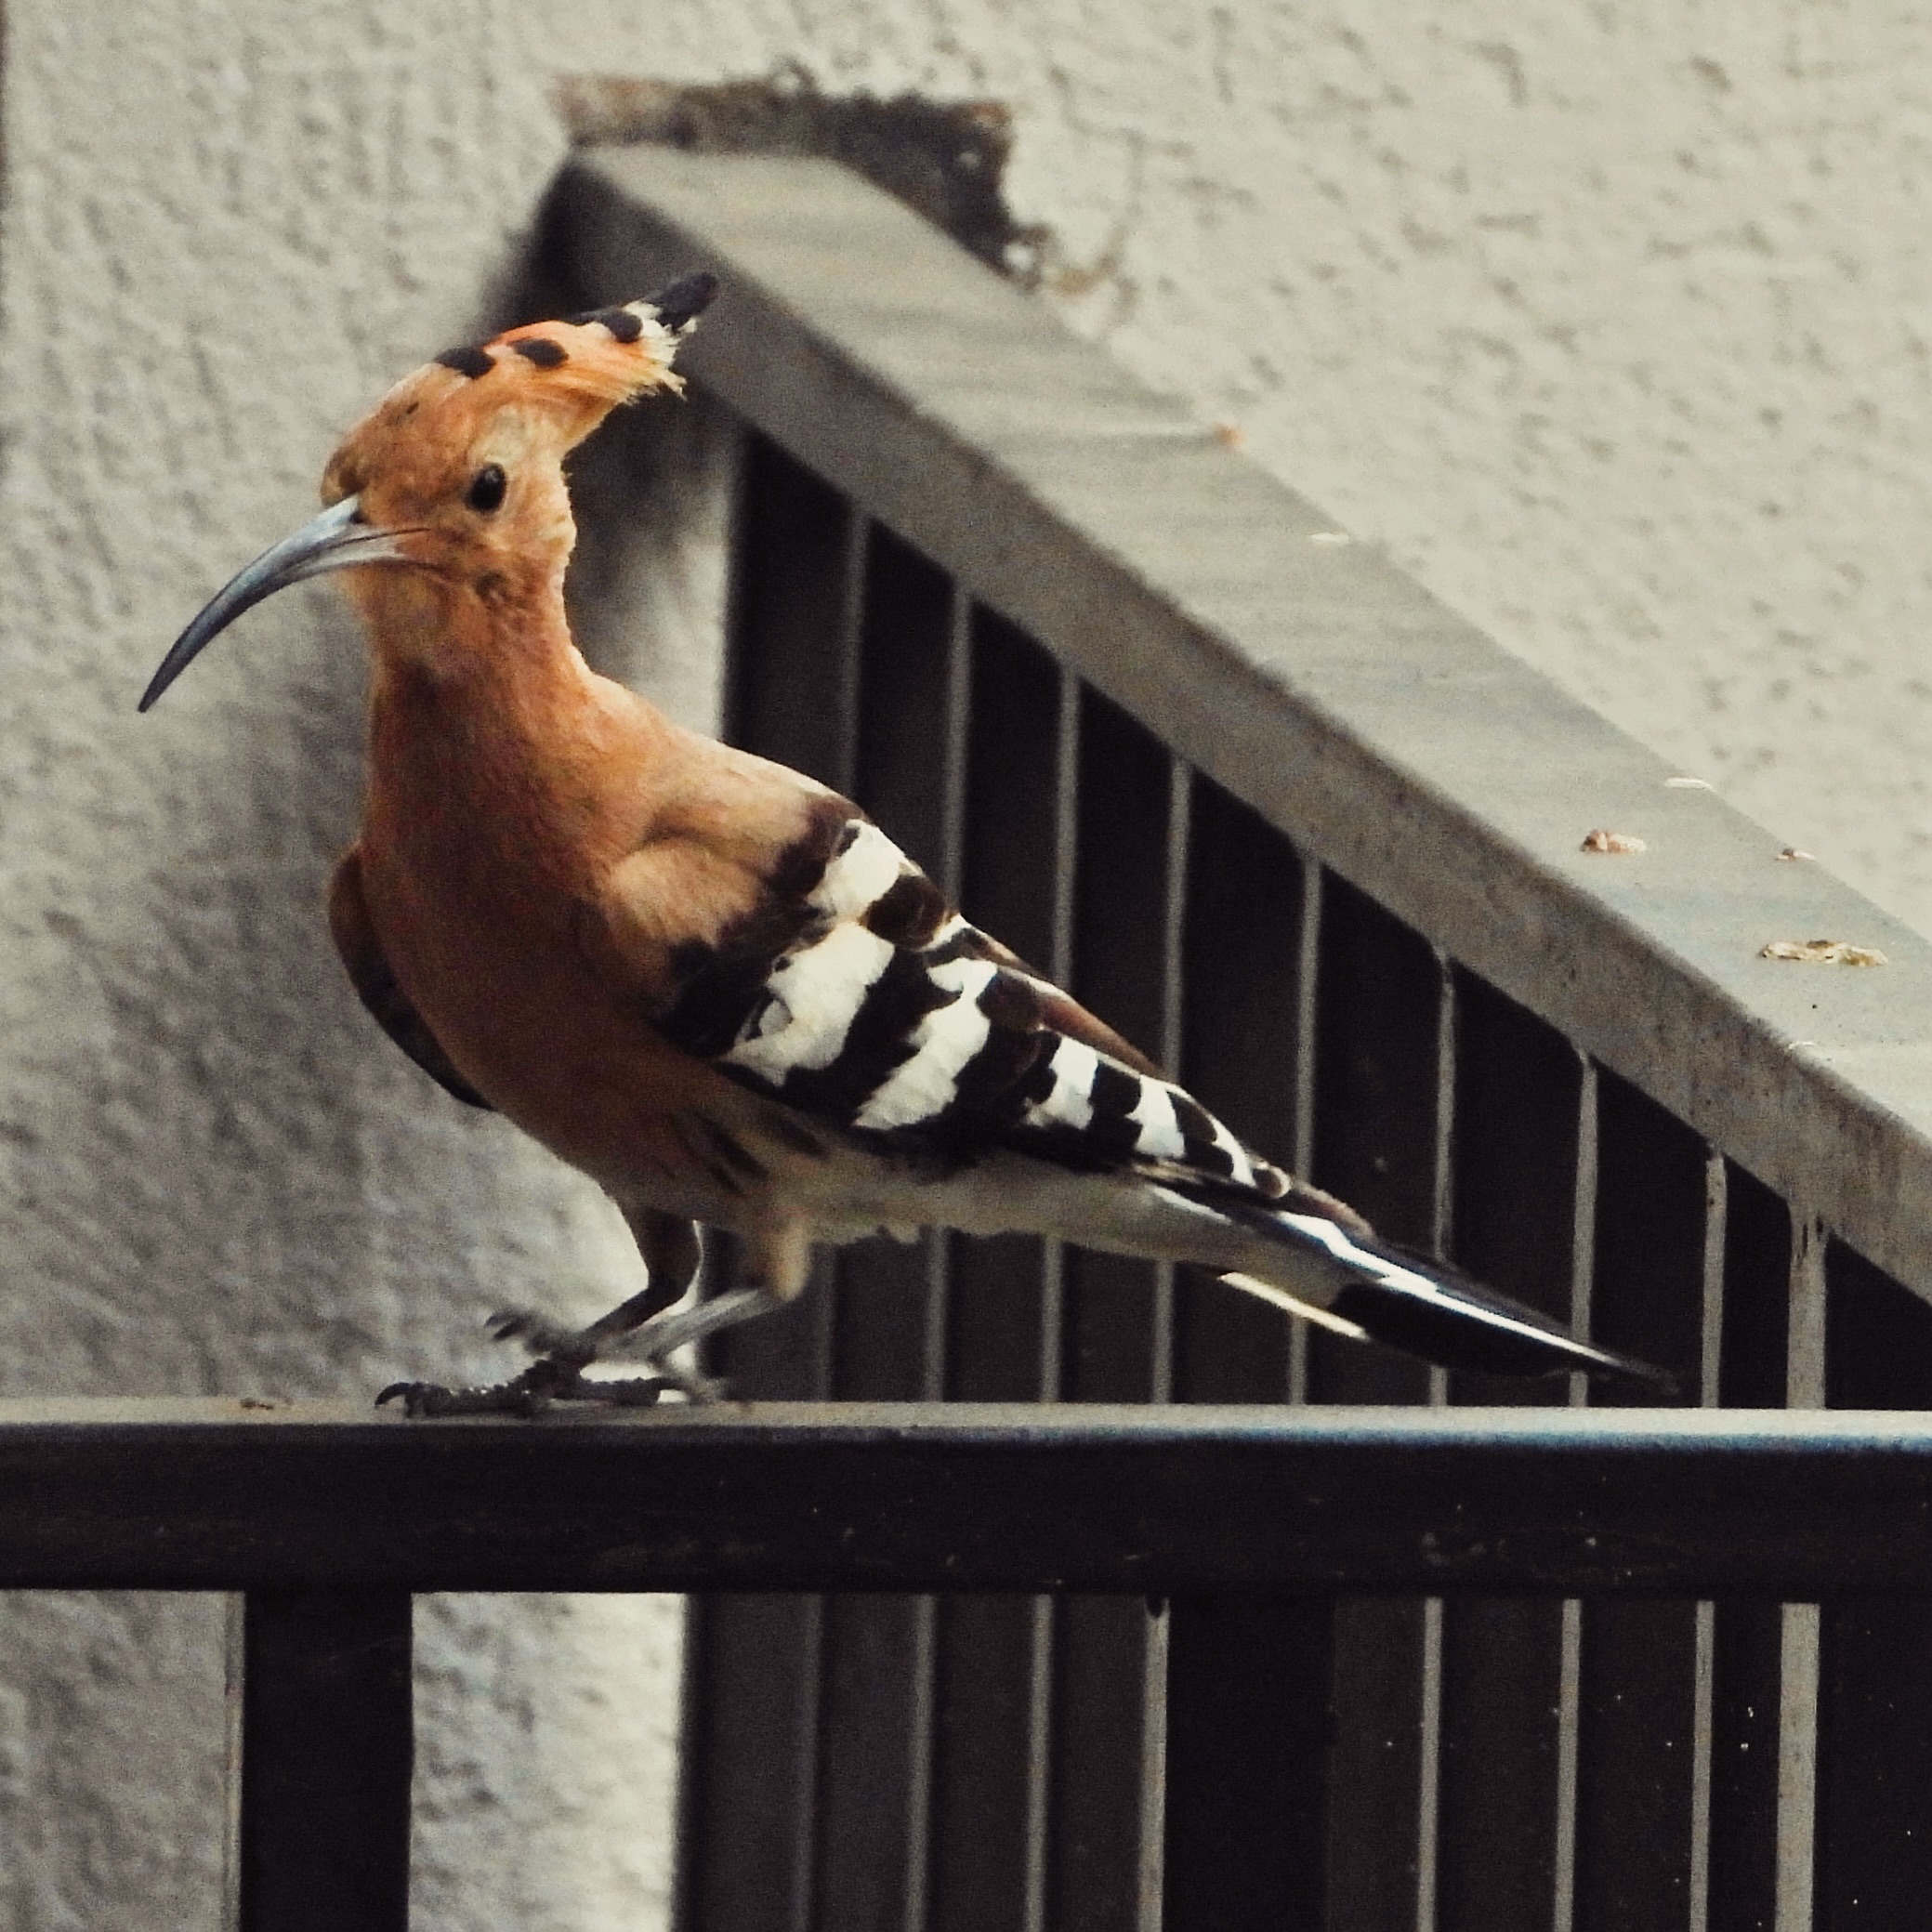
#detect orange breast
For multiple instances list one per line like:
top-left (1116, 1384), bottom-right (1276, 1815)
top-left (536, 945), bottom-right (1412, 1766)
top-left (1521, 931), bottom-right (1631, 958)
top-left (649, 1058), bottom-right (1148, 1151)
top-left (355, 654), bottom-right (724, 1188)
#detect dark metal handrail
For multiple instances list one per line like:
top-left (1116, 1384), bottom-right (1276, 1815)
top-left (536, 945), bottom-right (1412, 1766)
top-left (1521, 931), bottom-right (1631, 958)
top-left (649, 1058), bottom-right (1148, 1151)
top-left (17, 1397), bottom-right (1925, 1931)
top-left (7, 1398), bottom-right (1931, 1597)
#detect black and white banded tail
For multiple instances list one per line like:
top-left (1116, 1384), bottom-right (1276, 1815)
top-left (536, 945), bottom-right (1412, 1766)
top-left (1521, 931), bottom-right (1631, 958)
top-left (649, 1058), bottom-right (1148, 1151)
top-left (1209, 1200), bottom-right (1673, 1390)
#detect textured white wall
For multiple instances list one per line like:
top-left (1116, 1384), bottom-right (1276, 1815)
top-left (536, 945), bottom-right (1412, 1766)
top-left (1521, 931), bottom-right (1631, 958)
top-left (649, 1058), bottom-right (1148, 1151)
top-left (7, 2), bottom-right (1932, 1926)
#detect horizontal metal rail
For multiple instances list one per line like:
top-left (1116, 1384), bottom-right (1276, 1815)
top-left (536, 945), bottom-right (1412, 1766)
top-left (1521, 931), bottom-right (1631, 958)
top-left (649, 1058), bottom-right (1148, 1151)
top-left (7, 1398), bottom-right (1932, 1597)
top-left (556, 144), bottom-right (1932, 1309)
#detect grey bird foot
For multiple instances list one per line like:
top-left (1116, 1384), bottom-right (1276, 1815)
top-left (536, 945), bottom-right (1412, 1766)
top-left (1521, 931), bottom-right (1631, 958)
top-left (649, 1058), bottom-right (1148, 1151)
top-left (378, 1348), bottom-right (723, 1418)
top-left (482, 1305), bottom-right (727, 1404)
top-left (376, 1361), bottom-right (702, 1415)
top-left (376, 1360), bottom-right (572, 1418)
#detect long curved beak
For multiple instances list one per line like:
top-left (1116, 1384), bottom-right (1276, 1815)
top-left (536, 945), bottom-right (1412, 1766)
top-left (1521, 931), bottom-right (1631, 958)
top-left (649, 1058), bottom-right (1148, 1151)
top-left (138, 495), bottom-right (408, 713)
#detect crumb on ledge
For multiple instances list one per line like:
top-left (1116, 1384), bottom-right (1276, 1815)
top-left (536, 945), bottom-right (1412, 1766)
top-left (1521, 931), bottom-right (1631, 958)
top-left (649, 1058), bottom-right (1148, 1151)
top-left (1582, 829), bottom-right (1647, 854)
top-left (1761, 939), bottom-right (1887, 966)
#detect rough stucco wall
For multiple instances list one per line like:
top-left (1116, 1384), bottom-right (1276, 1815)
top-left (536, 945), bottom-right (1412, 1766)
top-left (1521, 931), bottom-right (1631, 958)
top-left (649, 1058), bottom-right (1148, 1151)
top-left (8, 2), bottom-right (1932, 1927)
top-left (1032, 7), bottom-right (1932, 930)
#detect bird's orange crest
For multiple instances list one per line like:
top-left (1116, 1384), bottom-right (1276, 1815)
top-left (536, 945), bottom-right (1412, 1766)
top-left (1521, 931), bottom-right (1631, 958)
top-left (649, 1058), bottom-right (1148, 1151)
top-left (323, 275), bottom-right (718, 506)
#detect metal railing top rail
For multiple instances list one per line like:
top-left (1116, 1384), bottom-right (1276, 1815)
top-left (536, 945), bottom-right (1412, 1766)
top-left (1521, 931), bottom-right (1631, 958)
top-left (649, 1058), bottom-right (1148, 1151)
top-left (559, 144), bottom-right (1932, 1305)
top-left (9, 1397), bottom-right (1932, 1597)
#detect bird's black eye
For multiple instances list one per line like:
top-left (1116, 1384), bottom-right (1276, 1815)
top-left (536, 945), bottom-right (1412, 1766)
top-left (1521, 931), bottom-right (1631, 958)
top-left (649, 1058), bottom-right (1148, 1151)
top-left (467, 464), bottom-right (507, 514)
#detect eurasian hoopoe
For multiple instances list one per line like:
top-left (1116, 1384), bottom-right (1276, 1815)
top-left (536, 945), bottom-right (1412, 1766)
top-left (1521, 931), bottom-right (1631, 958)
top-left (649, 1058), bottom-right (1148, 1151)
top-left (140, 276), bottom-right (1669, 1412)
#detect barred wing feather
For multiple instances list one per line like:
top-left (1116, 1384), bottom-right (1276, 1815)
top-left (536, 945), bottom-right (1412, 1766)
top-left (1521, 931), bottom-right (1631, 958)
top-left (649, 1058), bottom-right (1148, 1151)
top-left (657, 813), bottom-right (1285, 1199)
top-left (650, 806), bottom-right (1671, 1390)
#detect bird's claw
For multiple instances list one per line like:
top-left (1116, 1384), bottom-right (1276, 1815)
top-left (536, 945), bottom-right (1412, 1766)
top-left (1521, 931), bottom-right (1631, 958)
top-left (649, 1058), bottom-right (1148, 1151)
top-left (377, 1355), bottom-right (726, 1417)
top-left (376, 1371), bottom-right (554, 1418)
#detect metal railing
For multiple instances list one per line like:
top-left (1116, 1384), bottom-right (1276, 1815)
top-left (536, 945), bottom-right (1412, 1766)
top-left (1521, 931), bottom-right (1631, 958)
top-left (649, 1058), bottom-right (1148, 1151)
top-left (546, 145), bottom-right (1932, 1932)
top-left (15, 145), bottom-right (1932, 1932)
top-left (8, 1400), bottom-right (1932, 1932)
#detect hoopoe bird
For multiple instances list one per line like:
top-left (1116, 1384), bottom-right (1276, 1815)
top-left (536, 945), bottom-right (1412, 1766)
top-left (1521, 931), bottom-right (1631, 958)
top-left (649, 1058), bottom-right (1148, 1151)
top-left (140, 276), bottom-right (1669, 1412)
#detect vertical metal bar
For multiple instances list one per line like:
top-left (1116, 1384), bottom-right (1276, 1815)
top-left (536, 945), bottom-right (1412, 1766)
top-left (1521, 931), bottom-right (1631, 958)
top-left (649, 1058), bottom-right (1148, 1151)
top-left (1700, 1154), bottom-right (1728, 1412)
top-left (1776, 1217), bottom-right (1826, 1932)
top-left (1413, 1390), bottom-right (1448, 1903)
top-left (931, 612), bottom-right (1062, 1932)
top-left (1036, 653), bottom-right (1081, 1405)
top-left (1569, 1058), bottom-right (1599, 1401)
top-left (1021, 659), bottom-right (1083, 1932)
top-left (1428, 951), bottom-right (1459, 1274)
top-left (1786, 1213), bottom-right (1828, 1405)
top-left (1689, 1151), bottom-right (1727, 1932)
top-left (785, 497), bottom-right (870, 1932)
top-left (1552, 1604), bottom-right (1584, 1932)
top-left (1707, 1161), bottom-right (1791, 1932)
top-left (1413, 950), bottom-right (1456, 1932)
top-left (1692, 1157), bottom-right (1728, 1893)
top-left (902, 1596), bottom-right (939, 1932)
top-left (1133, 754), bottom-right (1190, 1932)
top-left (1024, 1597), bottom-right (1057, 1932)
top-left (939, 584), bottom-right (974, 901)
top-left (1426, 949), bottom-right (1457, 1422)
top-left (1287, 861), bottom-right (1322, 1407)
top-left (1416, 1600), bottom-right (1444, 1932)
top-left (1150, 752), bottom-right (1189, 1407)
top-left (1775, 1619), bottom-right (1821, 1932)
top-left (1137, 1602), bottom-right (1170, 1932)
top-left (1551, 1055), bottom-right (1597, 1932)
top-left (790, 1597), bottom-right (828, 1932)
top-left (900, 581), bottom-right (973, 1932)
top-left (1689, 1608), bottom-right (1716, 1932)
top-left (233, 1590), bottom-right (413, 1932)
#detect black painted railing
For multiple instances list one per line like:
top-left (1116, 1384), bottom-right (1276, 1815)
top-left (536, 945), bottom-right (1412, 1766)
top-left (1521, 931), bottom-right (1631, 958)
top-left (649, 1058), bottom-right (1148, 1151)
top-left (11, 1401), bottom-right (1932, 1930)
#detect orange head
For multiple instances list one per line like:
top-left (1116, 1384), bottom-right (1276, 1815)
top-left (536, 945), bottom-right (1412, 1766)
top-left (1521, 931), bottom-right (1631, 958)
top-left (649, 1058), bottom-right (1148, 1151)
top-left (138, 273), bottom-right (716, 711)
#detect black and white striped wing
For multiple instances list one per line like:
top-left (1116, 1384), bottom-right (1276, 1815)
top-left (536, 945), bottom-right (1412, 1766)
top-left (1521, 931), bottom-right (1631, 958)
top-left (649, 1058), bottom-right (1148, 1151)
top-left (655, 814), bottom-right (1291, 1202)
top-left (648, 808), bottom-right (1673, 1389)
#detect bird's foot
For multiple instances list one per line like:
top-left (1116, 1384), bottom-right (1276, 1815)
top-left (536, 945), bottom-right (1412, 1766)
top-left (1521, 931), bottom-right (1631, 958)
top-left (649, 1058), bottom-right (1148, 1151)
top-left (376, 1358), bottom-right (577, 1418)
top-left (378, 1341), bottom-right (724, 1418)
top-left (482, 1303), bottom-right (727, 1404)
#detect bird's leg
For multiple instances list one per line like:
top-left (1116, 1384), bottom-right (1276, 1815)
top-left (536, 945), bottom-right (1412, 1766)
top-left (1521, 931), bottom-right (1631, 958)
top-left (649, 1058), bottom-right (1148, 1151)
top-left (601, 1218), bottom-right (811, 1375)
top-left (603, 1284), bottom-right (784, 1363)
top-left (378, 1209), bottom-right (706, 1416)
top-left (487, 1209), bottom-right (702, 1360)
